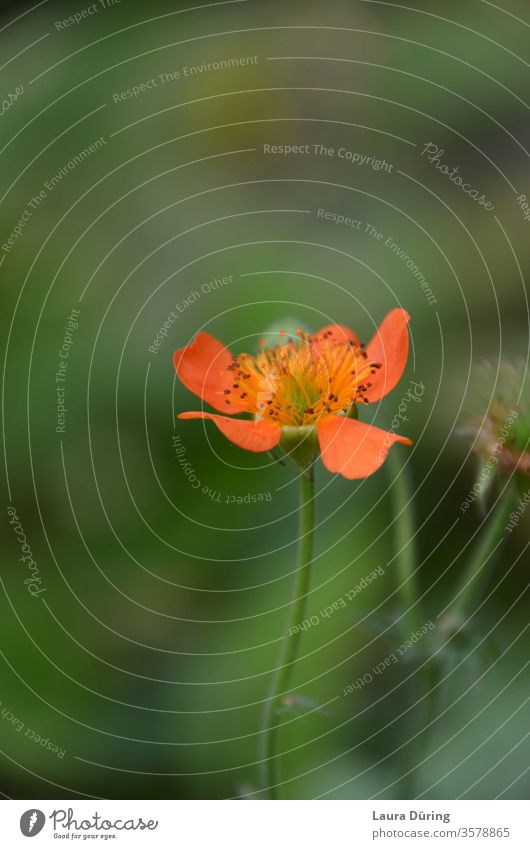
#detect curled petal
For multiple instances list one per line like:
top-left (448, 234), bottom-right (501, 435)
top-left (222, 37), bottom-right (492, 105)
top-left (364, 308), bottom-right (410, 402)
top-left (178, 412), bottom-right (281, 453)
top-left (312, 323), bottom-right (360, 350)
top-left (173, 332), bottom-right (248, 414)
top-left (317, 415), bottom-right (412, 479)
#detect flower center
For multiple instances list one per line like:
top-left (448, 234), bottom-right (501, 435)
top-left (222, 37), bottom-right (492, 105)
top-left (222, 330), bottom-right (381, 426)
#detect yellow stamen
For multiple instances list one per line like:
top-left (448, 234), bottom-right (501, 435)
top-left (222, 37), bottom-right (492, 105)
top-left (221, 333), bottom-right (381, 425)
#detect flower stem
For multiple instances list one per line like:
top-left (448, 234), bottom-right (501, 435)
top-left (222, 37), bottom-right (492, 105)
top-left (403, 482), bottom-right (517, 798)
top-left (401, 654), bottom-right (442, 799)
top-left (258, 468), bottom-right (316, 799)
top-left (448, 481), bottom-right (517, 626)
top-left (387, 450), bottom-right (421, 638)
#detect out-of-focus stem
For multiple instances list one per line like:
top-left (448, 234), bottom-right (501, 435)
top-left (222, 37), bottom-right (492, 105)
top-left (408, 480), bottom-right (517, 799)
top-left (387, 450), bottom-right (421, 638)
top-left (448, 480), bottom-right (517, 627)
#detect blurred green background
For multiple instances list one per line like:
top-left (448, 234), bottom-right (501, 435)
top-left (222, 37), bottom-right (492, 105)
top-left (1, 0), bottom-right (528, 799)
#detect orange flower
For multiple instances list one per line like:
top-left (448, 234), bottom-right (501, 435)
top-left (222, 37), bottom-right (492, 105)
top-left (174, 309), bottom-right (413, 479)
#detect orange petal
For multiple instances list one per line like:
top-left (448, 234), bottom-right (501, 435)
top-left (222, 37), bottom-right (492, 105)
top-left (173, 332), bottom-right (248, 414)
top-left (178, 412), bottom-right (281, 452)
top-left (312, 323), bottom-right (360, 350)
top-left (364, 308), bottom-right (410, 402)
top-left (317, 416), bottom-right (412, 479)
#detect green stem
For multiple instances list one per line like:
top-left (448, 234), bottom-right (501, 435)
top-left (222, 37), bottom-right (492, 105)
top-left (403, 483), bottom-right (516, 798)
top-left (401, 656), bottom-right (442, 799)
top-left (387, 450), bottom-right (421, 638)
top-left (403, 480), bottom-right (516, 800)
top-left (258, 469), bottom-right (316, 799)
top-left (450, 481), bottom-right (517, 625)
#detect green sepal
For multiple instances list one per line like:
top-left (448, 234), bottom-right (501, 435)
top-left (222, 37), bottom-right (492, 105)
top-left (279, 425), bottom-right (319, 472)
